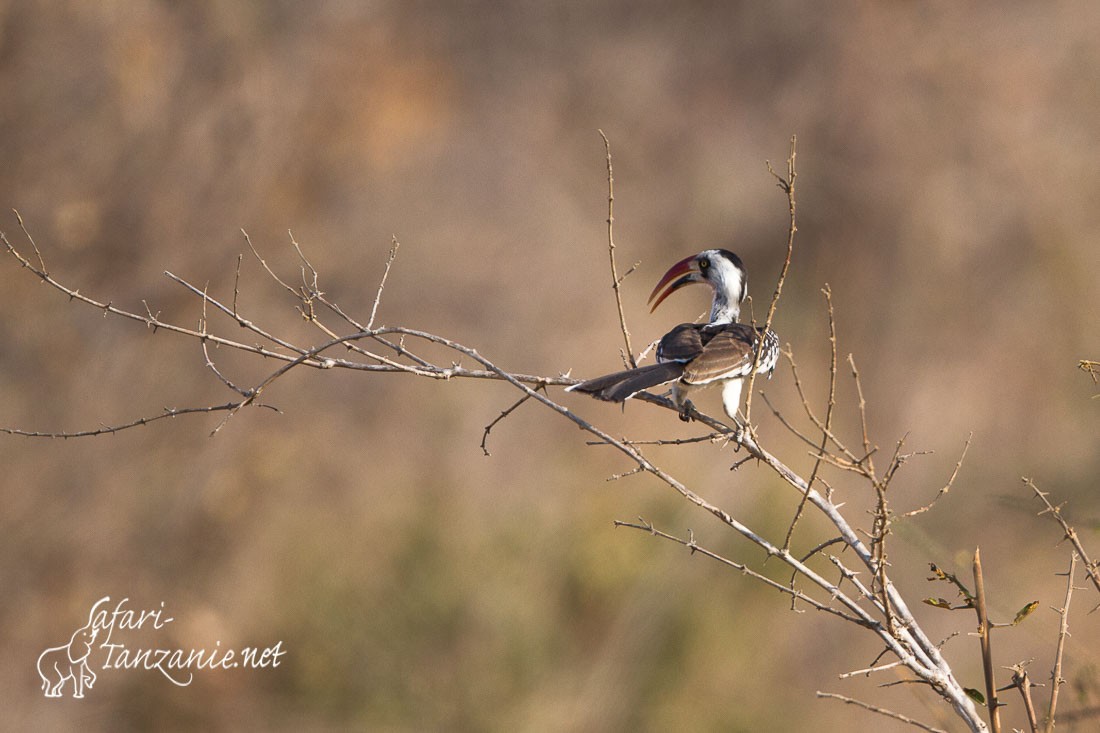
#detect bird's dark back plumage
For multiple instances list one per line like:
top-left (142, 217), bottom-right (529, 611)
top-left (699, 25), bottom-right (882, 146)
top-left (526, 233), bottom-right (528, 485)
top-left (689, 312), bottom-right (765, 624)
top-left (657, 322), bottom-right (778, 385)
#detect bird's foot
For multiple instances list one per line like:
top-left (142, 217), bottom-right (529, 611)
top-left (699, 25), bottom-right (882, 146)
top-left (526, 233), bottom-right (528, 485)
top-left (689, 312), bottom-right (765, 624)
top-left (677, 400), bottom-right (696, 422)
top-left (726, 415), bottom-right (747, 446)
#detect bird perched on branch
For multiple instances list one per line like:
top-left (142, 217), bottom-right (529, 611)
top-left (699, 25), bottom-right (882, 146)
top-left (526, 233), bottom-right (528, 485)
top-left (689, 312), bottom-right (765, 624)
top-left (568, 249), bottom-right (779, 423)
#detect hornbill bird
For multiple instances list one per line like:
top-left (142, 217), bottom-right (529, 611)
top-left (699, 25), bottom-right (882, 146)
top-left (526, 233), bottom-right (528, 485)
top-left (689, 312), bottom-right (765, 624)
top-left (567, 249), bottom-right (779, 422)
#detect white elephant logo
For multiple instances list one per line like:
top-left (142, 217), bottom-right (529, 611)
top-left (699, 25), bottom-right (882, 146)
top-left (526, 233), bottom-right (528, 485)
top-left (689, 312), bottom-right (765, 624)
top-left (38, 619), bottom-right (99, 698)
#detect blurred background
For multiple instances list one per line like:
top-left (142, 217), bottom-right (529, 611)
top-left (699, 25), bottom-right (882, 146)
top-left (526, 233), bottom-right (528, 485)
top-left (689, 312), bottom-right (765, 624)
top-left (3, 2), bottom-right (1100, 731)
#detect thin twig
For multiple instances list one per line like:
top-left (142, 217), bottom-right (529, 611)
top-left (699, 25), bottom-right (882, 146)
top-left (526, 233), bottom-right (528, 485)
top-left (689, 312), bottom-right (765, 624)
top-left (781, 345), bottom-right (860, 464)
top-left (199, 283), bottom-right (250, 397)
top-left (13, 209), bottom-right (47, 273)
top-left (783, 285), bottom-right (838, 550)
top-left (761, 390), bottom-right (825, 452)
top-left (848, 353), bottom-right (875, 475)
top-left (481, 392), bottom-right (535, 457)
top-left (838, 659), bottom-right (905, 679)
top-left (232, 253), bottom-right (243, 316)
top-left (586, 432), bottom-right (724, 447)
top-left (1009, 663), bottom-right (1040, 733)
top-left (1026, 478), bottom-right (1100, 606)
top-left (242, 229), bottom-right (299, 299)
top-left (904, 433), bottom-right (971, 518)
top-left (973, 548), bottom-right (1002, 733)
top-left (0, 403), bottom-right (266, 438)
top-left (288, 229), bottom-right (321, 296)
top-left (369, 236), bottom-right (401, 329)
top-left (202, 340), bottom-right (250, 396)
top-left (788, 536), bottom-right (846, 611)
top-left (816, 692), bottom-right (949, 733)
top-left (606, 465), bottom-right (645, 482)
top-left (0, 257), bottom-right (577, 438)
top-left (743, 134), bottom-right (797, 429)
top-left (614, 519), bottom-right (869, 626)
top-left (1045, 553), bottom-right (1076, 733)
top-left (598, 130), bottom-right (636, 368)
top-left (2, 227), bottom-right (324, 368)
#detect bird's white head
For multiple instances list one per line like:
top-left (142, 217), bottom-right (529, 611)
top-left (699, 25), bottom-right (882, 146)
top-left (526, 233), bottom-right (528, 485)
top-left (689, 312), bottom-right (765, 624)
top-left (648, 249), bottom-right (747, 324)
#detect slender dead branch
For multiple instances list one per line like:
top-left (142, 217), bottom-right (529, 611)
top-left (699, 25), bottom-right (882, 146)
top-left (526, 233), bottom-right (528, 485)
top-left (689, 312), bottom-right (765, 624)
top-left (1026, 478), bottom-right (1100, 606)
top-left (482, 392), bottom-right (535, 456)
top-left (904, 433), bottom-right (971, 518)
top-left (816, 691), bottom-right (949, 733)
top-left (606, 465), bottom-right (645, 482)
top-left (743, 134), bottom-right (797, 429)
top-left (848, 353), bottom-right (875, 474)
top-left (369, 236), bottom-right (401, 329)
top-left (232, 253), bottom-right (244, 315)
top-left (13, 209), bottom-right (46, 273)
top-left (201, 339), bottom-right (251, 397)
top-left (1010, 663), bottom-right (1040, 733)
top-left (2, 230), bottom-right (311, 365)
top-left (838, 659), bottom-right (905, 679)
top-left (0, 403), bottom-right (269, 438)
top-left (615, 519), bottom-right (870, 627)
top-left (586, 432), bottom-right (725, 447)
top-left (2, 227), bottom-right (579, 437)
top-left (780, 345), bottom-right (861, 464)
top-left (598, 130), bottom-right (637, 369)
top-left (783, 284), bottom-right (839, 551)
top-left (973, 548), bottom-right (1002, 733)
top-left (1045, 553), bottom-right (1077, 733)
top-left (761, 390), bottom-right (825, 452)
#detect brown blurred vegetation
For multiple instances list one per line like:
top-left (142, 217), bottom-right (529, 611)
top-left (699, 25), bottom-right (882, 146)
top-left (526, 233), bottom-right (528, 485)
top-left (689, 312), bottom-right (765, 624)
top-left (3, 2), bottom-right (1100, 731)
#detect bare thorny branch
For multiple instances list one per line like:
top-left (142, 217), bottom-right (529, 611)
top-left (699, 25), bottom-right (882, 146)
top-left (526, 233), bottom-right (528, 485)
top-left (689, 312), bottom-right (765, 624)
top-left (598, 130), bottom-right (639, 370)
top-left (815, 691), bottom-right (949, 733)
top-left (742, 134), bottom-right (797, 431)
top-left (1026, 477), bottom-right (1100, 608)
top-left (5, 134), bottom-right (1059, 733)
top-left (782, 284), bottom-right (838, 555)
top-left (973, 548), bottom-right (1003, 733)
top-left (1004, 552), bottom-right (1080, 733)
top-left (1046, 553), bottom-right (1077, 733)
top-left (6, 143), bottom-right (976, 731)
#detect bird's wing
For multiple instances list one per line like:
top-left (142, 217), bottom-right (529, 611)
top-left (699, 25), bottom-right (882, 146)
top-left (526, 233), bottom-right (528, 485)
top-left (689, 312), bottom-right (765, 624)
top-left (655, 323), bottom-right (707, 363)
top-left (680, 324), bottom-right (763, 385)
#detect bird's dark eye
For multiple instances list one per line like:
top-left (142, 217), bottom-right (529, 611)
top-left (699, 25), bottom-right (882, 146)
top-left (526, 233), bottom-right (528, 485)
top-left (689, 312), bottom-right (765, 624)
top-left (699, 258), bottom-right (710, 270)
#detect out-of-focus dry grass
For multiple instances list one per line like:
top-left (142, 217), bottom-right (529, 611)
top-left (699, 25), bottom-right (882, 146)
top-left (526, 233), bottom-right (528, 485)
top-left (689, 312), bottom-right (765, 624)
top-left (3, 3), bottom-right (1100, 731)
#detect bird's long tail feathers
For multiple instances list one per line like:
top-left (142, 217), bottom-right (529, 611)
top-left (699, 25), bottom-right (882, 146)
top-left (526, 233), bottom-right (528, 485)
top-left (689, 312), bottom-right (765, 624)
top-left (566, 362), bottom-right (684, 403)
